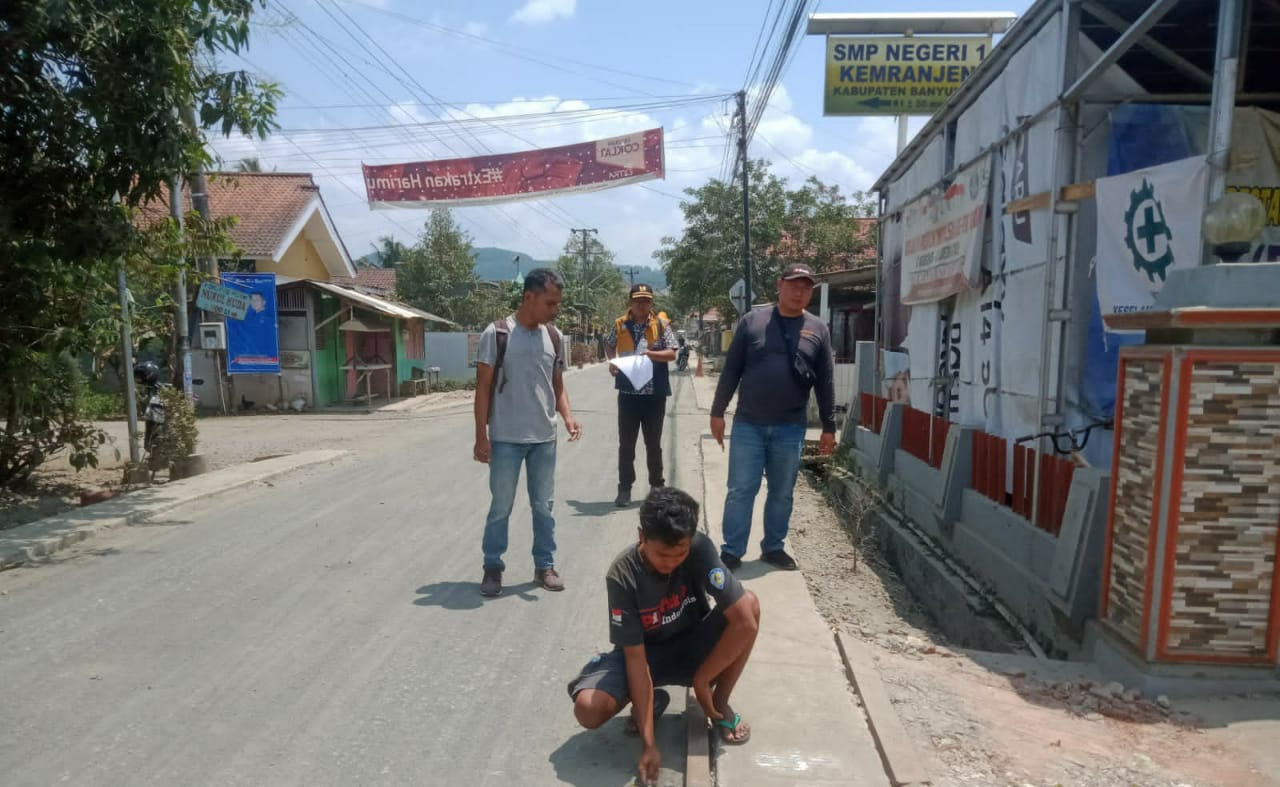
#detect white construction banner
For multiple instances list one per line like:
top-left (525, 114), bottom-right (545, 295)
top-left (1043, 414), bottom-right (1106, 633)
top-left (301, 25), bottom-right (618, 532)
top-left (1095, 155), bottom-right (1209, 319)
top-left (901, 154), bottom-right (992, 304)
top-left (1000, 120), bottom-right (1056, 273)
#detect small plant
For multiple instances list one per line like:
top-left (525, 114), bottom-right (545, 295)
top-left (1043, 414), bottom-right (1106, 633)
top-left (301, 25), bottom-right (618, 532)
top-left (434, 378), bottom-right (477, 393)
top-left (151, 386), bottom-right (198, 468)
top-left (78, 384), bottom-right (126, 421)
top-left (0, 353), bottom-right (108, 489)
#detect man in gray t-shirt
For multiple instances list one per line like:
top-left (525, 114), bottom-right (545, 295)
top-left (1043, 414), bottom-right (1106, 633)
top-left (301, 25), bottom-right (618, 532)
top-left (473, 269), bottom-right (582, 598)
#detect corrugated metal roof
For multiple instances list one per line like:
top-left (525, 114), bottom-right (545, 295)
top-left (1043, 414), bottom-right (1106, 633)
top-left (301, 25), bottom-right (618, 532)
top-left (308, 280), bottom-right (459, 326)
top-left (331, 268), bottom-right (399, 295)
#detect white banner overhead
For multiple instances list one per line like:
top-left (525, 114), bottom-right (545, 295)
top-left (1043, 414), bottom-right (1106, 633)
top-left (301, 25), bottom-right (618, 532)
top-left (900, 154), bottom-right (993, 305)
top-left (1095, 155), bottom-right (1210, 320)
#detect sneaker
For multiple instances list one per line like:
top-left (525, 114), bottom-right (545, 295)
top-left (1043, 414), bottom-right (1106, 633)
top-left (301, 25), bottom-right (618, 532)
top-left (615, 487), bottom-right (631, 507)
top-left (480, 568), bottom-right (503, 597)
top-left (535, 567), bottom-right (566, 591)
top-left (760, 549), bottom-right (798, 571)
top-left (720, 553), bottom-right (743, 571)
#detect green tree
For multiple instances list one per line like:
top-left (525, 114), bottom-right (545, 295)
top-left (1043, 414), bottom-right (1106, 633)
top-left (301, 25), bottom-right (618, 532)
top-left (780, 176), bottom-right (878, 271)
top-left (656, 160), bottom-right (876, 323)
top-left (0, 0), bottom-right (280, 487)
top-left (370, 235), bottom-right (409, 268)
top-left (554, 233), bottom-right (626, 332)
top-left (396, 208), bottom-right (484, 330)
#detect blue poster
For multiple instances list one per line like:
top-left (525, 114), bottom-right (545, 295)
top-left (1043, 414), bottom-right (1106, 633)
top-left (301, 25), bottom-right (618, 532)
top-left (223, 273), bottom-right (280, 375)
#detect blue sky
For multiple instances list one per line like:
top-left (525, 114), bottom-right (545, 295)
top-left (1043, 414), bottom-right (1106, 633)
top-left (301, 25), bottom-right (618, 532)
top-left (213, 0), bottom-right (1034, 267)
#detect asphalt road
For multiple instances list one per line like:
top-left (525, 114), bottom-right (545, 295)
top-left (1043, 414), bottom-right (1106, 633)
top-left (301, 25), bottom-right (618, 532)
top-left (0, 367), bottom-right (706, 787)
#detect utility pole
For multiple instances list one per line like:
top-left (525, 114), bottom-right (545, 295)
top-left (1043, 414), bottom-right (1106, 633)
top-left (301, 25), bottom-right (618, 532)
top-left (180, 106), bottom-right (216, 318)
top-left (169, 177), bottom-right (194, 399)
top-left (570, 227), bottom-right (598, 299)
top-left (736, 90), bottom-right (752, 311)
top-left (117, 264), bottom-right (141, 468)
top-left (622, 266), bottom-right (640, 285)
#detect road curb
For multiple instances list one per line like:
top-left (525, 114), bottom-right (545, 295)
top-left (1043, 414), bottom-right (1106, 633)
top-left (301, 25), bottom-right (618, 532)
top-left (0, 450), bottom-right (350, 571)
top-left (685, 688), bottom-right (712, 787)
top-left (835, 630), bottom-right (932, 787)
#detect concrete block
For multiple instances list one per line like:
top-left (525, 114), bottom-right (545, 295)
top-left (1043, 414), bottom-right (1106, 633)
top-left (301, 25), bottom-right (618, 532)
top-left (938, 427), bottom-right (974, 535)
top-left (1155, 262), bottom-right (1280, 309)
top-left (885, 463), bottom-right (946, 543)
top-left (876, 404), bottom-right (904, 486)
top-left (893, 449), bottom-right (944, 506)
top-left (853, 425), bottom-right (882, 458)
top-left (1090, 623), bottom-right (1280, 698)
top-left (953, 491), bottom-right (1068, 652)
top-left (1048, 467), bottom-right (1111, 629)
top-left (871, 510), bottom-right (1021, 653)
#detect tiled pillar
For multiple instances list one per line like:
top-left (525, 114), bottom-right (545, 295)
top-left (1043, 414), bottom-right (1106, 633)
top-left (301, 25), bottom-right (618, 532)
top-left (1101, 345), bottom-right (1280, 666)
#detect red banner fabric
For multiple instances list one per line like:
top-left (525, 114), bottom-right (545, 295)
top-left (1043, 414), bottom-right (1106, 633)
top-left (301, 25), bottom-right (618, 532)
top-left (362, 128), bottom-right (665, 207)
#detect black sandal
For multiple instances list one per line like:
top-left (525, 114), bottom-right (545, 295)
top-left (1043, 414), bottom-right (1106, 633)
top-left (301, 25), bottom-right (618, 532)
top-left (624, 688), bottom-right (671, 736)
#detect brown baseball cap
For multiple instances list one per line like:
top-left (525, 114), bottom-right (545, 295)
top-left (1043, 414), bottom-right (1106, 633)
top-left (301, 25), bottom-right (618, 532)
top-left (629, 283), bottom-right (655, 300)
top-left (781, 264), bottom-right (817, 282)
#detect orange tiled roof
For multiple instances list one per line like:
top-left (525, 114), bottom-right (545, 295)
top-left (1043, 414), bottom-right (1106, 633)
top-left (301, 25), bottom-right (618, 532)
top-left (138, 172), bottom-right (322, 258)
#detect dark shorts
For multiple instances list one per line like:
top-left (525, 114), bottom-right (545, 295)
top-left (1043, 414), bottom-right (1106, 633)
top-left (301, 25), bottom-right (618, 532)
top-left (566, 608), bottom-right (728, 704)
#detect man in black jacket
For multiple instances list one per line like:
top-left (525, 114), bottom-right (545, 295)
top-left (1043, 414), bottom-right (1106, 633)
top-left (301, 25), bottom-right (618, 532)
top-left (710, 264), bottom-right (836, 571)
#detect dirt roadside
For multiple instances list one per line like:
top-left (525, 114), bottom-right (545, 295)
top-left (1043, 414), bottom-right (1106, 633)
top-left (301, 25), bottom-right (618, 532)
top-left (0, 391), bottom-right (474, 532)
top-left (787, 466), bottom-right (1277, 787)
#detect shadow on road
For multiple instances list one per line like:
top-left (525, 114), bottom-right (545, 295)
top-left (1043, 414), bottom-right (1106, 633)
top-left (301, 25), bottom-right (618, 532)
top-left (565, 499), bottom-right (622, 518)
top-left (724, 560), bottom-right (772, 582)
top-left (549, 726), bottom-right (683, 787)
top-left (412, 580), bottom-right (539, 610)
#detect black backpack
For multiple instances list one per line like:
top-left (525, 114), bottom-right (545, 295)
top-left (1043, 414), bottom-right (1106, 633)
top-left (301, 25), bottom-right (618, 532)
top-left (489, 318), bottom-right (563, 415)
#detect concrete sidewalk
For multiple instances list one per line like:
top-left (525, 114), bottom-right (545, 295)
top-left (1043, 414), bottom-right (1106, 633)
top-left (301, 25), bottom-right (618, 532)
top-left (686, 366), bottom-right (890, 786)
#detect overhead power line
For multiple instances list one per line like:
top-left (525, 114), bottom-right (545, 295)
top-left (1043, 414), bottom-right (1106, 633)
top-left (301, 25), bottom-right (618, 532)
top-left (337, 0), bottom-right (705, 96)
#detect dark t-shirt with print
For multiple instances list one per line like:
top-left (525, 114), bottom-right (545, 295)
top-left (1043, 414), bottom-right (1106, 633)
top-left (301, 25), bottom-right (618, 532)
top-left (605, 532), bottom-right (744, 648)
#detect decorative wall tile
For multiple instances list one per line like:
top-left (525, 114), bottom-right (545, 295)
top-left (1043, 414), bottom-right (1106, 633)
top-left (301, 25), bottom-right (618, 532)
top-left (1166, 362), bottom-right (1280, 658)
top-left (1107, 360), bottom-right (1165, 648)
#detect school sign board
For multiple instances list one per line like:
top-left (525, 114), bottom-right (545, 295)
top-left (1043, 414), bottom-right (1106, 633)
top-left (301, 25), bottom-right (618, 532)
top-left (824, 36), bottom-right (991, 116)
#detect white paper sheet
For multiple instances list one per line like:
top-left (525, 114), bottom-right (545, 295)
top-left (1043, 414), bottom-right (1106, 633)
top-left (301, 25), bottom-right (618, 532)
top-left (608, 355), bottom-right (654, 390)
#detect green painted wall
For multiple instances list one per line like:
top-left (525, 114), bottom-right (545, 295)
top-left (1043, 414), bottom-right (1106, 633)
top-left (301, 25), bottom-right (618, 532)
top-left (313, 294), bottom-right (344, 407)
top-left (396, 320), bottom-right (425, 385)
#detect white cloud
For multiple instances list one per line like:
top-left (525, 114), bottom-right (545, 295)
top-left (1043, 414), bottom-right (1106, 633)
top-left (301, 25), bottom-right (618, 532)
top-left (462, 21), bottom-right (489, 37)
top-left (511, 0), bottom-right (575, 25)
top-left (208, 91), bottom-right (905, 269)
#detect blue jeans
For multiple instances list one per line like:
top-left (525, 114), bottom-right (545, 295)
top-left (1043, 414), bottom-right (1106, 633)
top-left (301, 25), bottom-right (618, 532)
top-left (482, 440), bottom-right (557, 571)
top-left (720, 421), bottom-right (806, 559)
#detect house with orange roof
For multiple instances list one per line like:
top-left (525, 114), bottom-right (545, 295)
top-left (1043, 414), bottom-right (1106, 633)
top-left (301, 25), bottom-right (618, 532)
top-left (151, 173), bottom-right (454, 411)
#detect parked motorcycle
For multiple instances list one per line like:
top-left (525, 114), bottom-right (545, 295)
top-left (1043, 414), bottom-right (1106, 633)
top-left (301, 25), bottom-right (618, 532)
top-left (133, 361), bottom-right (201, 470)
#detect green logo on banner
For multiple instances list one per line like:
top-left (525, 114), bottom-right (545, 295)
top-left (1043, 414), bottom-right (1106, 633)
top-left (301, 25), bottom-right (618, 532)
top-left (1123, 178), bottom-right (1175, 281)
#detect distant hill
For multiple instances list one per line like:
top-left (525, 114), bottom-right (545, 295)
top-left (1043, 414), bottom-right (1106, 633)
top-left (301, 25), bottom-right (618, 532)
top-left (620, 265), bottom-right (667, 292)
top-left (354, 245), bottom-right (667, 291)
top-left (472, 246), bottom-right (546, 283)
top-left (472, 246), bottom-right (667, 291)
